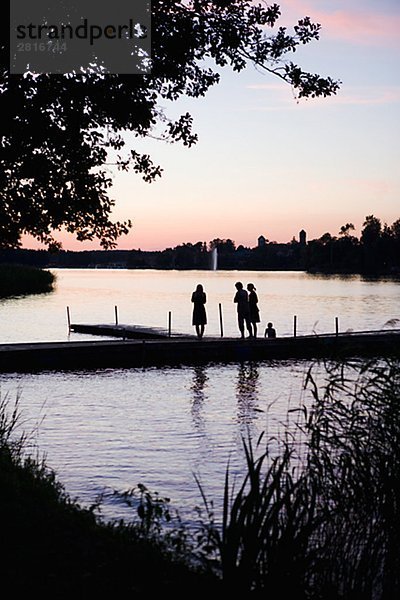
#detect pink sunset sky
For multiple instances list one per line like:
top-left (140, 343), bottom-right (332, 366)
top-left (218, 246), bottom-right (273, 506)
top-left (23, 0), bottom-right (400, 251)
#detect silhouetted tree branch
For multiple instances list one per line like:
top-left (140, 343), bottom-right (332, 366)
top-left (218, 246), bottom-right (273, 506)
top-left (1, 1), bottom-right (340, 249)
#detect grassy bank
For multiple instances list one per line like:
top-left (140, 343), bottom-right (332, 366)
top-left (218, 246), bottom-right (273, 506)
top-left (1, 358), bottom-right (400, 596)
top-left (0, 264), bottom-right (55, 297)
top-left (0, 398), bottom-right (219, 595)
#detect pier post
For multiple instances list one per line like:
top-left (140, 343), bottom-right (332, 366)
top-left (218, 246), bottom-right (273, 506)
top-left (115, 305), bottom-right (119, 326)
top-left (168, 311), bottom-right (172, 337)
top-left (335, 316), bottom-right (339, 337)
top-left (294, 315), bottom-right (297, 338)
top-left (66, 306), bottom-right (71, 332)
top-left (219, 303), bottom-right (224, 338)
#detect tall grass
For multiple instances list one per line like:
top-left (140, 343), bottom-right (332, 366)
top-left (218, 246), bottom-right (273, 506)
top-left (0, 263), bottom-right (55, 297)
top-left (198, 357), bottom-right (400, 597)
top-left (302, 358), bottom-right (400, 597)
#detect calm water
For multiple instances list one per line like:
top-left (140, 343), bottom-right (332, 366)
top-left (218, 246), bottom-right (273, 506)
top-left (0, 269), bottom-right (399, 522)
top-left (1, 269), bottom-right (399, 343)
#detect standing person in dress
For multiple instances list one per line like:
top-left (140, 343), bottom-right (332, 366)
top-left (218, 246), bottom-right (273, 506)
top-left (191, 284), bottom-right (207, 338)
top-left (247, 283), bottom-right (260, 337)
top-left (234, 281), bottom-right (252, 339)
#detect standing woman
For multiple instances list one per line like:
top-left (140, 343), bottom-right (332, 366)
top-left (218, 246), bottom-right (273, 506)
top-left (247, 283), bottom-right (260, 337)
top-left (191, 284), bottom-right (207, 338)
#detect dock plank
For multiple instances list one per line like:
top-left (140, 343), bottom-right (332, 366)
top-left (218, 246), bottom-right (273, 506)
top-left (69, 323), bottom-right (194, 339)
top-left (0, 330), bottom-right (399, 373)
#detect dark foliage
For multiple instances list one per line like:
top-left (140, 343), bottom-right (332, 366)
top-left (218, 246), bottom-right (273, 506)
top-left (0, 398), bottom-right (219, 595)
top-left (0, 263), bottom-right (55, 297)
top-left (199, 358), bottom-right (400, 597)
top-left (307, 215), bottom-right (400, 274)
top-left (1, 2), bottom-right (340, 249)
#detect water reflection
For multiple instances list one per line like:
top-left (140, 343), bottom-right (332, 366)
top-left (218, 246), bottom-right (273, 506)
top-left (236, 362), bottom-right (262, 429)
top-left (190, 365), bottom-right (208, 434)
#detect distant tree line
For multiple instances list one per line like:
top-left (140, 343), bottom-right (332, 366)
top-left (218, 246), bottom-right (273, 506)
top-left (0, 216), bottom-right (399, 275)
top-left (306, 216), bottom-right (400, 274)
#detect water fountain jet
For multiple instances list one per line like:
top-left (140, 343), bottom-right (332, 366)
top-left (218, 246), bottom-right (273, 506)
top-left (210, 247), bottom-right (218, 271)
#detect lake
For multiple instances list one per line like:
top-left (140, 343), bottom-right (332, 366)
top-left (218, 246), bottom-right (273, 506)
top-left (0, 269), bottom-right (399, 523)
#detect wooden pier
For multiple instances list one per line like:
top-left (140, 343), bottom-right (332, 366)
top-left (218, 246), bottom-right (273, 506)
top-left (69, 323), bottom-right (192, 339)
top-left (0, 329), bottom-right (399, 373)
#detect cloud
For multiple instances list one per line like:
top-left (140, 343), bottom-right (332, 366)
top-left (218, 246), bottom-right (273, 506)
top-left (296, 85), bottom-right (400, 108)
top-left (244, 83), bottom-right (400, 110)
top-left (322, 87), bottom-right (400, 106)
top-left (316, 10), bottom-right (400, 48)
top-left (277, 0), bottom-right (400, 48)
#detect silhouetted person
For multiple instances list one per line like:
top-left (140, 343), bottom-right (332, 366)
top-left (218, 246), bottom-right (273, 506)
top-left (264, 322), bottom-right (276, 338)
top-left (234, 281), bottom-right (252, 339)
top-left (191, 284), bottom-right (207, 338)
top-left (247, 283), bottom-right (260, 337)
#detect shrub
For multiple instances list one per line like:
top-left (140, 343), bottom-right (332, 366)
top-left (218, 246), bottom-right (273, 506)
top-left (0, 263), bottom-right (55, 297)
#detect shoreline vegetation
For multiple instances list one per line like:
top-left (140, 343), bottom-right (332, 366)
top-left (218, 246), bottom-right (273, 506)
top-left (0, 264), bottom-right (56, 298)
top-left (2, 357), bottom-right (400, 596)
top-left (1, 215), bottom-right (400, 275)
top-left (0, 397), bottom-right (219, 594)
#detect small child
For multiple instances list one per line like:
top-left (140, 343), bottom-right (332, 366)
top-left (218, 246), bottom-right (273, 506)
top-left (264, 322), bottom-right (276, 338)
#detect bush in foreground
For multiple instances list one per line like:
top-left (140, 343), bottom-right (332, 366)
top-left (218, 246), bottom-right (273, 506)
top-left (0, 397), bottom-right (218, 595)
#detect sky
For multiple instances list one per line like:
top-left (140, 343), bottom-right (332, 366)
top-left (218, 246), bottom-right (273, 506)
top-left (23, 0), bottom-right (400, 251)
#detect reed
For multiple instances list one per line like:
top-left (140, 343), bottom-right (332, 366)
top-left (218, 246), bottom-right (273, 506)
top-left (200, 357), bottom-right (400, 597)
top-left (303, 357), bottom-right (400, 597)
top-left (0, 263), bottom-right (55, 297)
